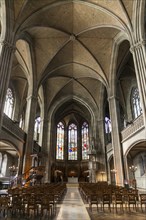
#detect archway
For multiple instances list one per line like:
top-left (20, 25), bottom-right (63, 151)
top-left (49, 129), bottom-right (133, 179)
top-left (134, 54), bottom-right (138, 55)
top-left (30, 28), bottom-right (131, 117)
top-left (0, 141), bottom-right (19, 188)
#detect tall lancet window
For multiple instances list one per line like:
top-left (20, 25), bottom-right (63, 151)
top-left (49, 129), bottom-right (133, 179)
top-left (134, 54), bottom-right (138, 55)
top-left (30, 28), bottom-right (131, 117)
top-left (68, 123), bottom-right (77, 160)
top-left (1, 154), bottom-right (7, 176)
top-left (34, 116), bottom-right (41, 141)
top-left (4, 88), bottom-right (14, 119)
top-left (56, 122), bottom-right (64, 160)
top-left (105, 116), bottom-right (112, 133)
top-left (82, 122), bottom-right (89, 160)
top-left (131, 87), bottom-right (142, 119)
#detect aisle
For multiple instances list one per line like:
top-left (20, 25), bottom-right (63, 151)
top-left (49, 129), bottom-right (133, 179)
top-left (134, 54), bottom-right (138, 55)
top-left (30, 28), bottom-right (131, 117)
top-left (56, 186), bottom-right (90, 220)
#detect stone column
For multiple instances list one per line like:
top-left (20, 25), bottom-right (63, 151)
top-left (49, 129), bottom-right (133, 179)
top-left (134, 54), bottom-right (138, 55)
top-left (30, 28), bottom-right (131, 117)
top-left (130, 41), bottom-right (146, 125)
top-left (123, 155), bottom-right (130, 187)
top-left (41, 117), bottom-right (50, 183)
top-left (108, 96), bottom-right (124, 186)
top-left (0, 40), bottom-right (15, 129)
top-left (23, 95), bottom-right (38, 174)
top-left (97, 119), bottom-right (106, 163)
top-left (64, 125), bottom-right (68, 180)
top-left (88, 151), bottom-right (97, 183)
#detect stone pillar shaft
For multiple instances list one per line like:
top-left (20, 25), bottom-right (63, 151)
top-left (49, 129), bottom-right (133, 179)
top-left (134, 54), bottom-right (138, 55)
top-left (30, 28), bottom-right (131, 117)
top-left (108, 96), bottom-right (124, 186)
top-left (23, 95), bottom-right (38, 173)
top-left (41, 117), bottom-right (50, 183)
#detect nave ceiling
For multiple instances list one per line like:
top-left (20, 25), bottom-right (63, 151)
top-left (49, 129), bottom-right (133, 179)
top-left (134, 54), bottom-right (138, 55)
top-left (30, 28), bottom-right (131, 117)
top-left (7, 0), bottom-right (137, 117)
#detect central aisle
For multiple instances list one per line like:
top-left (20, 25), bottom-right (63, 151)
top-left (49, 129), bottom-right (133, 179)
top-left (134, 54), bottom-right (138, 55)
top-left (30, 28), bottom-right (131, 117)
top-left (56, 185), bottom-right (90, 220)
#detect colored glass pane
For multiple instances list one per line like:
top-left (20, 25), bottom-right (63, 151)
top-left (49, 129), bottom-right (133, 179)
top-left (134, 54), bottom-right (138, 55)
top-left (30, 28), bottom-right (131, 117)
top-left (56, 122), bottom-right (64, 160)
top-left (82, 122), bottom-right (89, 160)
top-left (68, 123), bottom-right (77, 160)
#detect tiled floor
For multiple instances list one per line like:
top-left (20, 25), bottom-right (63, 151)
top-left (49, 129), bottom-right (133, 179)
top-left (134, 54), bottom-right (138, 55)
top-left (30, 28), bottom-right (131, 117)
top-left (0, 185), bottom-right (146, 220)
top-left (56, 186), bottom-right (90, 220)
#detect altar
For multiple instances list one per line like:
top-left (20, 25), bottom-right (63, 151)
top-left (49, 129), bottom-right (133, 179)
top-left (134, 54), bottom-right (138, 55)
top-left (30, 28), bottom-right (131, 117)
top-left (68, 177), bottom-right (78, 183)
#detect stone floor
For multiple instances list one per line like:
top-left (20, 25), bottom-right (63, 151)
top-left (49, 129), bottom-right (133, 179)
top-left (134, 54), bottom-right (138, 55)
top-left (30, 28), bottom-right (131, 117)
top-left (0, 185), bottom-right (146, 220)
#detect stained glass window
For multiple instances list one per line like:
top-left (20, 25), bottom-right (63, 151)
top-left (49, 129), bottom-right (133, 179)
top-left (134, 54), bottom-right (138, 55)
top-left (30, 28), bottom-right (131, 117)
top-left (131, 87), bottom-right (142, 119)
top-left (68, 123), bottom-right (77, 160)
top-left (34, 116), bottom-right (41, 141)
top-left (4, 88), bottom-right (14, 119)
top-left (1, 154), bottom-right (7, 177)
top-left (105, 116), bottom-right (112, 133)
top-left (82, 122), bottom-right (89, 160)
top-left (56, 122), bottom-right (64, 160)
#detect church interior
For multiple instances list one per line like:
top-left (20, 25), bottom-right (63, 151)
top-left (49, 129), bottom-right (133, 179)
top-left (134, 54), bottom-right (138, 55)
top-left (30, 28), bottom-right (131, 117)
top-left (0, 0), bottom-right (146, 219)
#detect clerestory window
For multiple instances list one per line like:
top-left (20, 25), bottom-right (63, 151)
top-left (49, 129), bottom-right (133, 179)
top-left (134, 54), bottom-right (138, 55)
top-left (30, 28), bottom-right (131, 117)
top-left (105, 116), bottom-right (112, 133)
top-left (131, 87), bottom-right (142, 119)
top-left (34, 116), bottom-right (41, 141)
top-left (4, 88), bottom-right (14, 119)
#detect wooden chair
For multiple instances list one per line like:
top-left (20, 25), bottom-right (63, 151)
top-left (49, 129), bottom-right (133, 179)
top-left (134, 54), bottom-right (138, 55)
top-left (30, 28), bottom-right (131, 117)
top-left (102, 193), bottom-right (111, 212)
top-left (96, 191), bottom-right (104, 212)
top-left (0, 196), bottom-right (10, 217)
top-left (11, 195), bottom-right (24, 215)
top-left (139, 194), bottom-right (146, 212)
top-left (22, 193), bottom-right (31, 213)
top-left (41, 195), bottom-right (53, 217)
top-left (34, 192), bottom-right (43, 214)
top-left (89, 194), bottom-right (98, 211)
top-left (127, 193), bottom-right (137, 212)
top-left (113, 193), bottom-right (124, 213)
top-left (46, 193), bottom-right (57, 213)
top-left (27, 194), bottom-right (38, 217)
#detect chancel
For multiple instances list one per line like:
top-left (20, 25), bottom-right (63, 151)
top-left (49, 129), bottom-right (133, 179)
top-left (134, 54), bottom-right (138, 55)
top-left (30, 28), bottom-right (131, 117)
top-left (0, 1), bottom-right (146, 219)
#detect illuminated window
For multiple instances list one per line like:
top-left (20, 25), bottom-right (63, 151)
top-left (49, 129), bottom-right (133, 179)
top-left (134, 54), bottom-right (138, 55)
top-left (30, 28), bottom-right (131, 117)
top-left (68, 123), bottom-right (77, 160)
top-left (56, 122), bottom-right (64, 160)
top-left (19, 114), bottom-right (25, 130)
top-left (131, 87), bottom-right (142, 119)
top-left (1, 154), bottom-right (7, 176)
top-left (105, 116), bottom-right (112, 133)
top-left (34, 116), bottom-right (41, 141)
top-left (82, 122), bottom-right (89, 160)
top-left (4, 88), bottom-right (14, 119)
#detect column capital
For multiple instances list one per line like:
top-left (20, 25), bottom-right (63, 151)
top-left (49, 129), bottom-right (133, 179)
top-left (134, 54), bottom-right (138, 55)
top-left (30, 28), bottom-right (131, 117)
top-left (108, 95), bottom-right (119, 101)
top-left (26, 95), bottom-right (38, 102)
top-left (130, 40), bottom-right (146, 53)
top-left (0, 40), bottom-right (16, 52)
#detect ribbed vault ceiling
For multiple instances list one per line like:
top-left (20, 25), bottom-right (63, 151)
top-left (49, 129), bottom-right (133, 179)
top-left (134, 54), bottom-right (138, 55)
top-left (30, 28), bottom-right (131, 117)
top-left (6, 0), bottom-right (136, 117)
